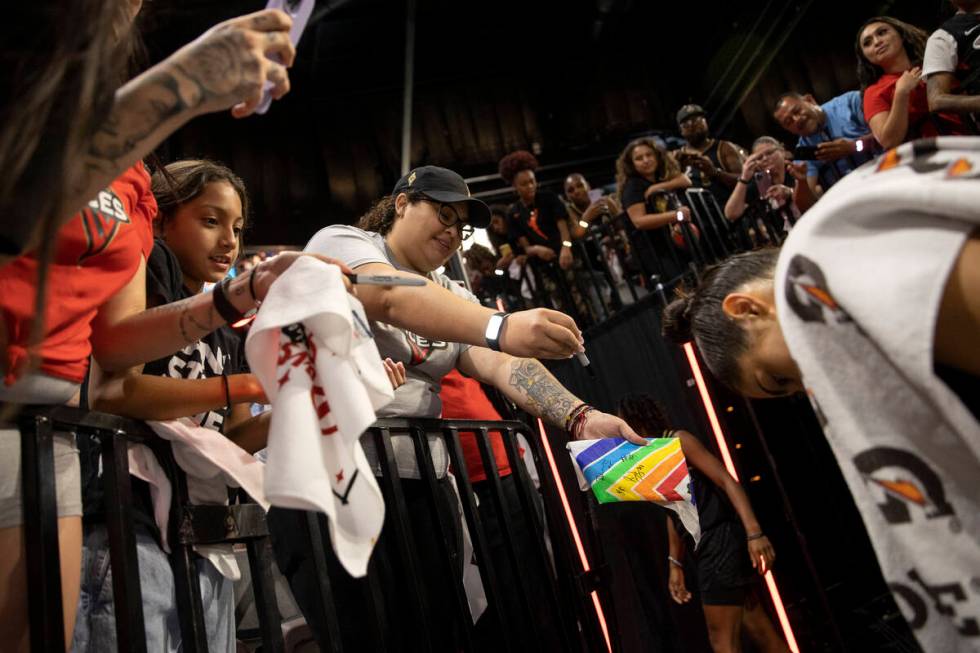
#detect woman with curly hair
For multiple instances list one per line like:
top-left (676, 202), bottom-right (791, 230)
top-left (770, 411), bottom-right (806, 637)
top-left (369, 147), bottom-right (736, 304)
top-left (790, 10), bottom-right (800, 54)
top-left (498, 151), bottom-right (599, 321)
top-left (856, 16), bottom-right (966, 149)
top-left (498, 150), bottom-right (574, 270)
top-left (615, 138), bottom-right (693, 282)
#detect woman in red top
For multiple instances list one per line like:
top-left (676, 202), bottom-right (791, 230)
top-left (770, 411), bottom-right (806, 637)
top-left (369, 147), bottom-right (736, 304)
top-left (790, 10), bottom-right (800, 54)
top-left (0, 6), bottom-right (348, 649)
top-left (856, 16), bottom-right (966, 149)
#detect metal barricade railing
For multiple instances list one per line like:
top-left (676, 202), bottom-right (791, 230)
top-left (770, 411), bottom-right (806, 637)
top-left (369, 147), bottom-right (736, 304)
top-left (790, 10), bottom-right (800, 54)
top-left (292, 418), bottom-right (603, 653)
top-left (10, 406), bottom-right (284, 653)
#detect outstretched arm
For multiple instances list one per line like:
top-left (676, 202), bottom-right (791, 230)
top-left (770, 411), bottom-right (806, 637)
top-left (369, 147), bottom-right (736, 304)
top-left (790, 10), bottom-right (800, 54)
top-left (458, 346), bottom-right (645, 444)
top-left (676, 430), bottom-right (774, 573)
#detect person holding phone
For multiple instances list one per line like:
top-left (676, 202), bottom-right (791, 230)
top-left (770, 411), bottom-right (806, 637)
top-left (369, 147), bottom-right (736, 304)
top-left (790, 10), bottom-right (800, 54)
top-left (724, 137), bottom-right (816, 243)
top-left (773, 91), bottom-right (878, 195)
top-left (267, 165), bottom-right (643, 650)
top-left (675, 104), bottom-right (748, 211)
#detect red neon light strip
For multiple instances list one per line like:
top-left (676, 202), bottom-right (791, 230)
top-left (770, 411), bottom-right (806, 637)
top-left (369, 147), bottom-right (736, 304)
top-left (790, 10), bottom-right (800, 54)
top-left (681, 343), bottom-right (800, 653)
top-left (683, 343), bottom-right (739, 480)
top-left (537, 418), bottom-right (612, 653)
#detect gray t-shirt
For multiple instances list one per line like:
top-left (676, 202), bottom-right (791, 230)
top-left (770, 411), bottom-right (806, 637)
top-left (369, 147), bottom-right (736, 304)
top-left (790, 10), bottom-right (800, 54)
top-left (304, 225), bottom-right (481, 477)
top-left (305, 225), bottom-right (479, 418)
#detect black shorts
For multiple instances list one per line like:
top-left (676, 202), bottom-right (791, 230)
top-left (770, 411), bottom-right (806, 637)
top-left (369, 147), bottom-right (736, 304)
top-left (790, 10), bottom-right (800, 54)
top-left (694, 520), bottom-right (757, 606)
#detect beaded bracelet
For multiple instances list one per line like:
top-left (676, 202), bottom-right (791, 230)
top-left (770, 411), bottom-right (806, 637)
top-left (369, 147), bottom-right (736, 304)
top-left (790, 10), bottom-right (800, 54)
top-left (570, 406), bottom-right (595, 440)
top-left (564, 402), bottom-right (590, 432)
top-left (746, 531), bottom-right (765, 541)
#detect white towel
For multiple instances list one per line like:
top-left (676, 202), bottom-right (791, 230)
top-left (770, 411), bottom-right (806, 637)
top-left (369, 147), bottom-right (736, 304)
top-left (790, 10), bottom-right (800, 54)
top-left (775, 137), bottom-right (980, 653)
top-left (246, 257), bottom-right (393, 578)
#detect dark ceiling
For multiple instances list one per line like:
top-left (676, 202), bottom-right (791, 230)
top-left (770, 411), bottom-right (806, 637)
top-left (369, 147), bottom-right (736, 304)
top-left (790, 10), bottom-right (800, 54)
top-left (140, 0), bottom-right (947, 246)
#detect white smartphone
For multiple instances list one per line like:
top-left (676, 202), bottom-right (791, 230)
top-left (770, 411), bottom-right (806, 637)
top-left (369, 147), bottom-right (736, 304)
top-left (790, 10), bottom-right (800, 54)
top-left (255, 0), bottom-right (315, 115)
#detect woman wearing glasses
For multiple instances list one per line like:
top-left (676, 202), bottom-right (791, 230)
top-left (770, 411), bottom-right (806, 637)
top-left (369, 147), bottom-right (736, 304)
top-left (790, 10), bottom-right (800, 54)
top-left (268, 165), bottom-right (642, 650)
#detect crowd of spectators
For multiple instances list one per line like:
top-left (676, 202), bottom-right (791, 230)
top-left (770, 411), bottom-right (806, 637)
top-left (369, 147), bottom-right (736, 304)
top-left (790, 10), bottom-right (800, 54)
top-left (0, 2), bottom-right (978, 653)
top-left (470, 6), bottom-right (980, 323)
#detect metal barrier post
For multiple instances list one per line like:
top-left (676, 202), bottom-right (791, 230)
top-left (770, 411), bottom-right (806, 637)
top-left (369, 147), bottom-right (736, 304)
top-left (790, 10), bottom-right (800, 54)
top-left (441, 426), bottom-right (514, 653)
top-left (371, 427), bottom-right (433, 652)
top-left (100, 427), bottom-right (148, 653)
top-left (407, 426), bottom-right (476, 650)
top-left (471, 427), bottom-right (541, 649)
top-left (19, 412), bottom-right (66, 653)
top-left (304, 512), bottom-right (346, 653)
top-left (500, 426), bottom-right (576, 651)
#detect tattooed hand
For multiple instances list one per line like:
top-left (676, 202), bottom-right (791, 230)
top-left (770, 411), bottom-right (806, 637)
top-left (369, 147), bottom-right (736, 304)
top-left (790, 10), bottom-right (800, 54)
top-left (169, 8), bottom-right (296, 118)
top-left (68, 9), bottom-right (297, 231)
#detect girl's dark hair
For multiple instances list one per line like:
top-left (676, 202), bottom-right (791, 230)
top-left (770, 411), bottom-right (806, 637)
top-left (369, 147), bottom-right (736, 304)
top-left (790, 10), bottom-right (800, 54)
top-left (617, 394), bottom-right (670, 437)
top-left (615, 138), bottom-right (681, 202)
top-left (498, 150), bottom-right (540, 185)
top-left (151, 159), bottom-right (250, 251)
top-left (854, 16), bottom-right (928, 90)
top-left (489, 203), bottom-right (508, 219)
top-left (661, 248), bottom-right (780, 389)
top-left (356, 191), bottom-right (427, 235)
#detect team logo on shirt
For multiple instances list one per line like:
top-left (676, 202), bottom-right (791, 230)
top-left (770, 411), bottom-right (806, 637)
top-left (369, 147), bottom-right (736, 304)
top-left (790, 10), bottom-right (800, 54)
top-left (784, 255), bottom-right (851, 325)
top-left (404, 331), bottom-right (448, 366)
top-left (77, 187), bottom-right (131, 265)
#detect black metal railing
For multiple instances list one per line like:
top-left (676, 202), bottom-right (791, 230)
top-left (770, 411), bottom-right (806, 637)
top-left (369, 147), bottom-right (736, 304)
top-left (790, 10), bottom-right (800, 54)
top-left (10, 406), bottom-right (284, 653)
top-left (482, 185), bottom-right (793, 329)
top-left (12, 408), bottom-right (618, 652)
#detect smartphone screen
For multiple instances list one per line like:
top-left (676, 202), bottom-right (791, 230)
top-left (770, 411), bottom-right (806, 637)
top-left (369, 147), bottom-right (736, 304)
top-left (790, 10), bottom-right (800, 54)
top-left (587, 189), bottom-right (603, 203)
top-left (256, 0), bottom-right (315, 114)
top-left (792, 145), bottom-right (819, 160)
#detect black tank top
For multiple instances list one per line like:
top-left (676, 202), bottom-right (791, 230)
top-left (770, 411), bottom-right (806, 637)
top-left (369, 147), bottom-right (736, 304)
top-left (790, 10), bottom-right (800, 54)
top-left (942, 13), bottom-right (980, 96)
top-left (665, 428), bottom-right (738, 532)
top-left (682, 140), bottom-right (732, 210)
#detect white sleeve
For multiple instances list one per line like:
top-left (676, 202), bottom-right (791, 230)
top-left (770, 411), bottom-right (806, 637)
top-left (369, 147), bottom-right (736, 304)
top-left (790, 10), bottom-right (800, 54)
top-left (922, 29), bottom-right (958, 78)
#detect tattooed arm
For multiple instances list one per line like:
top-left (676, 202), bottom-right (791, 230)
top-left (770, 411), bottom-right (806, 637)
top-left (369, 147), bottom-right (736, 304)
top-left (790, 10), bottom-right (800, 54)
top-left (458, 348), bottom-right (645, 444)
top-left (62, 9), bottom-right (296, 230)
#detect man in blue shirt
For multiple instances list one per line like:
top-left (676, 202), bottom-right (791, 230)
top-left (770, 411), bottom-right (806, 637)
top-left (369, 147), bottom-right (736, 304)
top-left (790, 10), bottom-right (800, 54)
top-left (773, 91), bottom-right (878, 197)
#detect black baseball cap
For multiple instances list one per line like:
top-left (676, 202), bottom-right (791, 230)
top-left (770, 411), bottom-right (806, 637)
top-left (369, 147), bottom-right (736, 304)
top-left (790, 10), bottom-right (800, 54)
top-left (676, 104), bottom-right (706, 125)
top-left (392, 166), bottom-right (491, 228)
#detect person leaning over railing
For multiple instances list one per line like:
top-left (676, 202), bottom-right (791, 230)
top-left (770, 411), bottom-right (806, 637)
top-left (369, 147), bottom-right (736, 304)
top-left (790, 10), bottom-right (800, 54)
top-left (661, 138), bottom-right (980, 653)
top-left (73, 160), bottom-right (276, 653)
top-left (267, 165), bottom-right (644, 651)
top-left (0, 7), bottom-right (319, 649)
top-left (615, 138), bottom-right (694, 282)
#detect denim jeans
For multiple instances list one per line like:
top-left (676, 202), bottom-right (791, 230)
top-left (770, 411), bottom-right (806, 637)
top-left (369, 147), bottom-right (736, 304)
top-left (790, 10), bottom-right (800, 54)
top-left (71, 524), bottom-right (235, 652)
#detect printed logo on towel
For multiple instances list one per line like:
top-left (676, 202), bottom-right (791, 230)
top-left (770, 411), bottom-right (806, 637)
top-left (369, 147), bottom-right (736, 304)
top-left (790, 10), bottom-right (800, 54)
top-left (784, 255), bottom-right (852, 325)
top-left (276, 322), bottom-right (360, 503)
top-left (890, 570), bottom-right (980, 636)
top-left (167, 341), bottom-right (228, 431)
top-left (853, 446), bottom-right (958, 532)
top-left (404, 331), bottom-right (448, 366)
top-left (77, 187), bottom-right (131, 265)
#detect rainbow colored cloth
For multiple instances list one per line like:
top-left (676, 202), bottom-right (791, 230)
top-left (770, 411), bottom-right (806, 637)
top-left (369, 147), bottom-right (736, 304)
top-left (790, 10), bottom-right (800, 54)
top-left (567, 437), bottom-right (701, 545)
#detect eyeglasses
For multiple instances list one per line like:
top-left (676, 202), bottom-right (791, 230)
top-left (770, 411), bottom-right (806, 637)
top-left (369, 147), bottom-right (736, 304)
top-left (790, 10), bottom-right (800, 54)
top-left (431, 201), bottom-right (474, 240)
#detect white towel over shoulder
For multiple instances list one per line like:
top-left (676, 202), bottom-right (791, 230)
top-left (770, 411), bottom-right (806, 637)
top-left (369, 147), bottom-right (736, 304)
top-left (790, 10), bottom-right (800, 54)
top-left (246, 257), bottom-right (393, 577)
